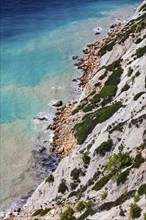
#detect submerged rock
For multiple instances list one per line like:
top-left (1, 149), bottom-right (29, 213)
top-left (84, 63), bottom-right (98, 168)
top-left (72, 55), bottom-right (79, 60)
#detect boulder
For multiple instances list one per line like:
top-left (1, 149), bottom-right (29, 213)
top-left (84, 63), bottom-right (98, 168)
top-left (52, 100), bottom-right (63, 107)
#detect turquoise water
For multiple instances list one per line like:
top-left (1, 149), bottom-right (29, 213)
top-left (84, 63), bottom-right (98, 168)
top-left (0, 0), bottom-right (141, 212)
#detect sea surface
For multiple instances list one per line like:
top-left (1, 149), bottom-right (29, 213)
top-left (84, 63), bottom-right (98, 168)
top-left (0, 0), bottom-right (141, 213)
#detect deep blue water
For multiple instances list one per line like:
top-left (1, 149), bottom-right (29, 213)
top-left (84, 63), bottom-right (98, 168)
top-left (0, 0), bottom-right (141, 124)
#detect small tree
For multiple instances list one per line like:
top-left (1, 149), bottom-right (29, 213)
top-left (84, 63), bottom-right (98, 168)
top-left (134, 194), bottom-right (140, 203)
top-left (60, 207), bottom-right (75, 220)
top-left (45, 174), bottom-right (54, 183)
top-left (107, 152), bottom-right (132, 177)
top-left (58, 180), bottom-right (68, 194)
top-left (76, 201), bottom-right (85, 212)
top-left (82, 152), bottom-right (91, 165)
top-left (130, 203), bottom-right (141, 219)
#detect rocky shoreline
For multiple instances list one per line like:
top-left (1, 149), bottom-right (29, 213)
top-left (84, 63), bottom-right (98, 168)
top-left (47, 21), bottom-right (126, 158)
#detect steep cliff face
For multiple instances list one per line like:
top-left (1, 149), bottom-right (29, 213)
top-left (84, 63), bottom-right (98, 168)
top-left (13, 1), bottom-right (146, 220)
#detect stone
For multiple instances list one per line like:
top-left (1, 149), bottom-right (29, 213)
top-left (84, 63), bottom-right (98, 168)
top-left (52, 100), bottom-right (63, 107)
top-left (57, 147), bottom-right (64, 154)
top-left (72, 55), bottom-right (79, 60)
top-left (39, 146), bottom-right (46, 153)
top-left (72, 78), bottom-right (78, 82)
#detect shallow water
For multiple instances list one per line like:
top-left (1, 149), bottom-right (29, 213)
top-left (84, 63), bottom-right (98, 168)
top-left (0, 0), bottom-right (141, 212)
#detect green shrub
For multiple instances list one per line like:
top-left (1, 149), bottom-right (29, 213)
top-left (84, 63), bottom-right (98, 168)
top-left (119, 207), bottom-right (125, 216)
top-left (106, 58), bottom-right (122, 71)
top-left (60, 207), bottom-right (76, 220)
top-left (101, 191), bottom-right (108, 200)
top-left (128, 67), bottom-right (133, 76)
top-left (98, 190), bottom-right (136, 211)
top-left (135, 71), bottom-right (141, 77)
top-left (138, 183), bottom-right (146, 196)
top-left (100, 85), bottom-right (117, 98)
top-left (105, 67), bottom-right (123, 85)
top-left (121, 83), bottom-right (130, 93)
top-left (109, 121), bottom-right (126, 133)
top-left (98, 40), bottom-right (116, 56)
top-left (77, 208), bottom-right (95, 220)
top-left (99, 70), bottom-right (108, 80)
top-left (135, 45), bottom-right (146, 58)
top-left (116, 168), bottom-right (130, 185)
top-left (144, 212), bottom-right (146, 220)
top-left (76, 201), bottom-right (86, 212)
top-left (74, 102), bottom-right (122, 144)
top-left (45, 174), bottom-right (54, 183)
top-left (70, 182), bottom-right (78, 190)
top-left (135, 37), bottom-right (143, 44)
top-left (68, 191), bottom-right (78, 198)
top-left (85, 201), bottom-right (93, 209)
top-left (134, 194), bottom-right (140, 203)
top-left (32, 208), bottom-right (51, 217)
top-left (82, 66), bottom-right (123, 113)
top-left (93, 174), bottom-right (112, 191)
top-left (58, 180), bottom-right (68, 194)
top-left (95, 139), bottom-right (113, 156)
top-left (133, 152), bottom-right (145, 168)
top-left (71, 168), bottom-right (81, 180)
top-left (107, 152), bottom-right (132, 177)
top-left (130, 203), bottom-right (141, 219)
top-left (133, 91), bottom-right (145, 100)
top-left (82, 152), bottom-right (90, 164)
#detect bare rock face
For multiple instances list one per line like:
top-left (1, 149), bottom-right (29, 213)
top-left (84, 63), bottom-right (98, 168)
top-left (52, 100), bottom-right (63, 107)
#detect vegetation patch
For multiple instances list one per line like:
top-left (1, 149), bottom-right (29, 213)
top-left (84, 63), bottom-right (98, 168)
top-left (32, 208), bottom-right (51, 217)
top-left (60, 207), bottom-right (76, 220)
top-left (138, 183), bottom-right (146, 196)
top-left (107, 152), bottom-right (132, 177)
top-left (134, 194), bottom-right (140, 203)
top-left (68, 191), bottom-right (78, 198)
top-left (116, 168), bottom-right (130, 186)
top-left (58, 180), bottom-right (68, 194)
top-left (109, 121), bottom-right (126, 133)
top-left (132, 152), bottom-right (145, 168)
top-left (101, 191), bottom-right (108, 200)
top-left (128, 67), bottom-right (133, 76)
top-left (98, 39), bottom-right (116, 56)
top-left (105, 67), bottom-right (123, 85)
top-left (70, 168), bottom-right (82, 181)
top-left (133, 91), bottom-right (145, 100)
top-left (119, 19), bottom-right (145, 43)
top-left (134, 45), bottom-right (146, 58)
top-left (77, 208), bottom-right (95, 220)
top-left (130, 203), bottom-right (141, 219)
top-left (83, 66), bottom-right (123, 112)
top-left (82, 152), bottom-right (91, 165)
top-left (93, 174), bottom-right (112, 191)
top-left (95, 139), bottom-right (113, 156)
top-left (76, 201), bottom-right (86, 212)
top-left (74, 102), bottom-right (122, 145)
top-left (99, 70), bottom-right (108, 80)
top-left (106, 58), bottom-right (122, 71)
top-left (98, 190), bottom-right (136, 211)
top-left (121, 83), bottom-right (130, 93)
top-left (45, 174), bottom-right (54, 183)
